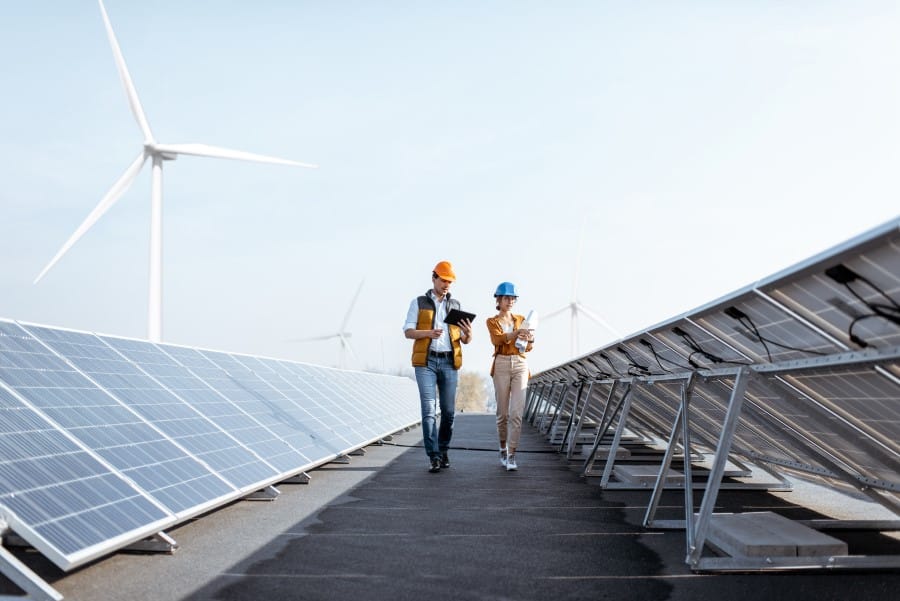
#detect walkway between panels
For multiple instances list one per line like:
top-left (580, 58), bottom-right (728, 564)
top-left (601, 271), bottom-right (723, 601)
top-left (193, 414), bottom-right (900, 601)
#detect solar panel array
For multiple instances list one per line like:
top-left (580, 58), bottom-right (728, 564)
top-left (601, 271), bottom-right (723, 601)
top-left (0, 321), bottom-right (420, 574)
top-left (527, 216), bottom-right (900, 570)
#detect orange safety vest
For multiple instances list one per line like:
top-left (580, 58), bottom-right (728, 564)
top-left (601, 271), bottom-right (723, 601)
top-left (410, 292), bottom-right (463, 369)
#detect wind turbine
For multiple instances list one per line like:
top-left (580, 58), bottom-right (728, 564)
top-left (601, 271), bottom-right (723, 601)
top-left (543, 220), bottom-right (620, 357)
top-left (33, 0), bottom-right (317, 342)
top-left (290, 279), bottom-right (365, 369)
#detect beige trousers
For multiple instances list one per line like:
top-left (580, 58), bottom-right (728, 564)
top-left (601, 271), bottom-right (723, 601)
top-left (492, 354), bottom-right (528, 450)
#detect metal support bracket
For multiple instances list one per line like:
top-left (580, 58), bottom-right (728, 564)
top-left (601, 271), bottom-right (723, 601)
top-left (281, 472), bottom-right (311, 484)
top-left (0, 545), bottom-right (63, 601)
top-left (124, 531), bottom-right (178, 554)
top-left (245, 485), bottom-right (280, 501)
top-left (687, 367), bottom-right (750, 567)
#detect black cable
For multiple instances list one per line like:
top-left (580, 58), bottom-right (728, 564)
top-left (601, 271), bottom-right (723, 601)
top-left (844, 282), bottom-right (900, 322)
top-left (739, 317), bottom-right (772, 362)
top-left (825, 264), bottom-right (900, 348)
top-left (585, 356), bottom-right (612, 379)
top-left (672, 326), bottom-right (752, 366)
top-left (724, 306), bottom-right (828, 361)
top-left (846, 314), bottom-right (895, 348)
top-left (639, 338), bottom-right (692, 371)
top-left (747, 323), bottom-right (830, 356)
top-left (673, 327), bottom-right (720, 365)
top-left (390, 443), bottom-right (558, 454)
top-left (598, 352), bottom-right (623, 377)
top-left (616, 345), bottom-right (652, 376)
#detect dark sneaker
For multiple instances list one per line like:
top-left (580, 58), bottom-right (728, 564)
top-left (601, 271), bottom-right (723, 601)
top-left (429, 457), bottom-right (441, 473)
top-left (440, 452), bottom-right (450, 468)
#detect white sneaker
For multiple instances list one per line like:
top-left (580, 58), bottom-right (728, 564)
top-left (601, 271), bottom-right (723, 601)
top-left (506, 454), bottom-right (518, 471)
top-left (499, 447), bottom-right (508, 468)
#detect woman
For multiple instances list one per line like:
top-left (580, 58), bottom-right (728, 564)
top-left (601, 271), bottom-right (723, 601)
top-left (485, 282), bottom-right (534, 471)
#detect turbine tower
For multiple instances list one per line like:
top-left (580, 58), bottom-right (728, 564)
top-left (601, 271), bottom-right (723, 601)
top-left (543, 220), bottom-right (620, 357)
top-left (291, 279), bottom-right (365, 369)
top-left (33, 0), bottom-right (317, 342)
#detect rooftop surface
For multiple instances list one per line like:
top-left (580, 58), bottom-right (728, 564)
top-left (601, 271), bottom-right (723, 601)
top-left (5, 413), bottom-right (899, 600)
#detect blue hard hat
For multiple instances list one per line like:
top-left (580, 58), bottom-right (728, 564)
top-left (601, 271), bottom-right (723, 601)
top-left (494, 282), bottom-right (518, 297)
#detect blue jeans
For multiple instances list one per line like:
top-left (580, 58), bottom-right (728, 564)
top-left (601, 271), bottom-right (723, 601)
top-left (415, 354), bottom-right (458, 458)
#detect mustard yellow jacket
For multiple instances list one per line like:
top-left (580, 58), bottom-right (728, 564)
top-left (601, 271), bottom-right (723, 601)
top-left (486, 313), bottom-right (533, 375)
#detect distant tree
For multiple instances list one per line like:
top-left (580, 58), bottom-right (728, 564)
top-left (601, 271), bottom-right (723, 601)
top-left (456, 371), bottom-right (490, 412)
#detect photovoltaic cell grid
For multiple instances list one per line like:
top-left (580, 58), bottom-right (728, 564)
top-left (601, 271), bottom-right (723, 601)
top-left (92, 334), bottom-right (281, 491)
top-left (276, 360), bottom-right (389, 438)
top-left (230, 354), bottom-right (355, 450)
top-left (198, 350), bottom-right (342, 460)
top-left (0, 325), bottom-right (172, 569)
top-left (765, 235), bottom-right (900, 350)
top-left (152, 344), bottom-right (312, 474)
top-left (0, 321), bottom-right (218, 518)
top-left (0, 320), bottom-right (421, 572)
top-left (532, 217), bottom-right (900, 496)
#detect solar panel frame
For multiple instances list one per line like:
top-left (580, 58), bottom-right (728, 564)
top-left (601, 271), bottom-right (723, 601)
top-left (0, 324), bottom-right (175, 570)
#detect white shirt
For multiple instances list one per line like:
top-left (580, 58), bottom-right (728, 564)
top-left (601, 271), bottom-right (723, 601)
top-left (403, 291), bottom-right (452, 352)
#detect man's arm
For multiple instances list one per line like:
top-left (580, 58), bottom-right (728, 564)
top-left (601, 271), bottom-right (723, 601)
top-left (405, 328), bottom-right (442, 340)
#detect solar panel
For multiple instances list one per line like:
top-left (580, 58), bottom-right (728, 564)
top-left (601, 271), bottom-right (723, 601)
top-left (529, 216), bottom-right (900, 571)
top-left (763, 230), bottom-right (900, 351)
top-left (94, 334), bottom-right (283, 490)
top-left (290, 365), bottom-right (393, 442)
top-left (153, 344), bottom-right (314, 473)
top-left (0, 316), bottom-right (422, 600)
top-left (3, 322), bottom-right (236, 517)
top-left (692, 293), bottom-right (842, 364)
top-left (229, 354), bottom-right (356, 451)
top-left (0, 329), bottom-right (173, 570)
top-left (276, 360), bottom-right (395, 437)
top-left (199, 349), bottom-right (342, 463)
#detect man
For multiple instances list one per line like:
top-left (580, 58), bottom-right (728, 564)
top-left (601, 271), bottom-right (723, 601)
top-left (404, 260), bottom-right (473, 473)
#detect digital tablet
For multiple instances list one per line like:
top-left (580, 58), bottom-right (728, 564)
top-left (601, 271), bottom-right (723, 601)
top-left (444, 308), bottom-right (476, 326)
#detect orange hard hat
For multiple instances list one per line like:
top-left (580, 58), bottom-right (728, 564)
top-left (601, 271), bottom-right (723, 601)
top-left (433, 260), bottom-right (456, 281)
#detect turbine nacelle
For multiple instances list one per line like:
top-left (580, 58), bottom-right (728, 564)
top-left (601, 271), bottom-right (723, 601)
top-left (144, 143), bottom-right (177, 161)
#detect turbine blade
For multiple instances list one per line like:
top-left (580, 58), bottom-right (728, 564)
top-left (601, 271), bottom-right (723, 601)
top-left (98, 0), bottom-right (154, 142)
top-left (34, 152), bottom-right (147, 284)
top-left (541, 305), bottom-right (570, 320)
top-left (340, 279), bottom-right (365, 331)
top-left (288, 333), bottom-right (340, 342)
top-left (155, 143), bottom-right (318, 169)
top-left (577, 303), bottom-right (622, 338)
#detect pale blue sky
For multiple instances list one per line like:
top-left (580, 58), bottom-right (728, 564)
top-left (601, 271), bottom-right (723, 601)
top-left (1, 1), bottom-right (897, 377)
